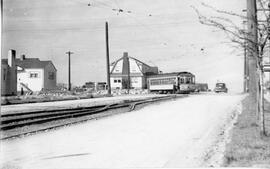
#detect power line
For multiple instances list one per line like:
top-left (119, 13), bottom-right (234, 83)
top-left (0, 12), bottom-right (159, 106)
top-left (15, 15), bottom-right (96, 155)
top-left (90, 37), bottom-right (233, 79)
top-left (92, 0), bottom-right (114, 8)
top-left (123, 12), bottom-right (176, 47)
top-left (4, 20), bottom-right (195, 32)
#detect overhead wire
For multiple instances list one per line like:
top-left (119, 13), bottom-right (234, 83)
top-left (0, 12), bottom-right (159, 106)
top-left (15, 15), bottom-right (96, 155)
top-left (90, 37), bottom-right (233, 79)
top-left (92, 0), bottom-right (114, 9)
top-left (113, 0), bottom-right (121, 9)
top-left (106, 0), bottom-right (226, 66)
top-left (107, 0), bottom-right (176, 47)
top-left (4, 20), bottom-right (198, 33)
top-left (4, 1), bottom-right (192, 34)
top-left (5, 0), bottom-right (224, 54)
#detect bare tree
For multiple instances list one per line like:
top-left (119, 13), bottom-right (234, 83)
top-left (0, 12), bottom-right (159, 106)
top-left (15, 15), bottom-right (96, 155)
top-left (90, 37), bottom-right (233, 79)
top-left (192, 0), bottom-right (270, 136)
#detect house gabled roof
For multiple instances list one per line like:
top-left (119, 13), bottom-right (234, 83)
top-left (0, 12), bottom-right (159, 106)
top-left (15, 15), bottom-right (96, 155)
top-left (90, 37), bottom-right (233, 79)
top-left (129, 56), bottom-right (152, 68)
top-left (110, 54), bottom-right (158, 74)
top-left (15, 58), bottom-right (57, 71)
top-left (110, 56), bottom-right (152, 68)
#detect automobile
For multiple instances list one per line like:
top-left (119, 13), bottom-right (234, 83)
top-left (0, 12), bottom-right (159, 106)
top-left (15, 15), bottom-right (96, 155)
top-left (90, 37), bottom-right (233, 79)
top-left (214, 83), bottom-right (228, 93)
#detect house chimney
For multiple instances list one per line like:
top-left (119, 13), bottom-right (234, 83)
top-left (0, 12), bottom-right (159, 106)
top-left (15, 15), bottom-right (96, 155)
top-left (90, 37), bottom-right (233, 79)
top-left (122, 52), bottom-right (130, 89)
top-left (20, 54), bottom-right (26, 60)
top-left (123, 52), bottom-right (128, 58)
top-left (8, 49), bottom-right (16, 67)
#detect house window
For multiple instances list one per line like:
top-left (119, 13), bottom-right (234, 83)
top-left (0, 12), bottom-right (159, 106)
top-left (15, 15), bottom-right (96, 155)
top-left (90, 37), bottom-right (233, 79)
top-left (48, 72), bottom-right (55, 80)
top-left (30, 72), bottom-right (38, 78)
top-left (113, 79), bottom-right (121, 83)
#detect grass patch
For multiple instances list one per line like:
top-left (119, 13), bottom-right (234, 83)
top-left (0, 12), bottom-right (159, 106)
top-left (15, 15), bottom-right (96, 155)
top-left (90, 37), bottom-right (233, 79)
top-left (223, 95), bottom-right (270, 167)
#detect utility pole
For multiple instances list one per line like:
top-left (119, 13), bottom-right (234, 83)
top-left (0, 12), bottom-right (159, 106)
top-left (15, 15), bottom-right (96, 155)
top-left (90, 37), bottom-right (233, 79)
top-left (1, 0), bottom-right (3, 56)
top-left (66, 51), bottom-right (73, 91)
top-left (268, 3), bottom-right (270, 83)
top-left (246, 0), bottom-right (269, 136)
top-left (105, 22), bottom-right (111, 95)
top-left (0, 0), bottom-right (3, 98)
top-left (246, 0), bottom-right (258, 97)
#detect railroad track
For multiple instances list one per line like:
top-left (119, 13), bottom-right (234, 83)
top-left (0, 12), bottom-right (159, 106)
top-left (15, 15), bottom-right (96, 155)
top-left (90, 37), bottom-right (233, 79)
top-left (0, 95), bottom-right (182, 140)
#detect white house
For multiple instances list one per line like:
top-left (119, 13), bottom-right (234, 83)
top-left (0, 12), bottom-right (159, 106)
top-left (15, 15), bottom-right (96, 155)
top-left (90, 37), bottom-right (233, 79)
top-left (110, 52), bottom-right (159, 89)
top-left (16, 55), bottom-right (57, 92)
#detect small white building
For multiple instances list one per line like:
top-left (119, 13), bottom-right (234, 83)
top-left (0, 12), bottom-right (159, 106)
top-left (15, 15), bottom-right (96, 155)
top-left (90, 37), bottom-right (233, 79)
top-left (110, 52), bottom-right (158, 89)
top-left (16, 55), bottom-right (57, 92)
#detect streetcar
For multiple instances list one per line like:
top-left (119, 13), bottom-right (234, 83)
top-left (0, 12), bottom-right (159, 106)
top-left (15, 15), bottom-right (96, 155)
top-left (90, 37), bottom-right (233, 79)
top-left (147, 71), bottom-right (196, 94)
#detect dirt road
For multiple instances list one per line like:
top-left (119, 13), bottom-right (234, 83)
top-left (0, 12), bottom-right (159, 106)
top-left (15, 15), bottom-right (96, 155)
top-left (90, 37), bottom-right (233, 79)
top-left (0, 93), bottom-right (245, 169)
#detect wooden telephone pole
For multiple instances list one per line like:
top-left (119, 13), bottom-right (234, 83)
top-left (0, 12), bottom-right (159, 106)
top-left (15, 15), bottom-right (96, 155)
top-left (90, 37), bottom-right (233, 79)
top-left (66, 51), bottom-right (73, 91)
top-left (246, 0), bottom-right (258, 97)
top-left (0, 0), bottom-right (3, 97)
top-left (105, 22), bottom-right (111, 95)
top-left (246, 0), bottom-right (269, 136)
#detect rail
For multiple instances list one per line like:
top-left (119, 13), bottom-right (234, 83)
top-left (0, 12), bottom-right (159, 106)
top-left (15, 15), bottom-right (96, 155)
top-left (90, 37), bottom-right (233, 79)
top-left (0, 95), bottom-right (184, 140)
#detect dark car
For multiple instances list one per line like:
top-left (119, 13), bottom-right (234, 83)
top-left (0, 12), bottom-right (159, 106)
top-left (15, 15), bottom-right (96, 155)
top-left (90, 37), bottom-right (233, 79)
top-left (214, 83), bottom-right (228, 93)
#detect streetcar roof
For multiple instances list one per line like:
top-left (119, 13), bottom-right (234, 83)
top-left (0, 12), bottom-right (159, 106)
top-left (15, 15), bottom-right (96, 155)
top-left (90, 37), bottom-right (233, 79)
top-left (147, 71), bottom-right (194, 78)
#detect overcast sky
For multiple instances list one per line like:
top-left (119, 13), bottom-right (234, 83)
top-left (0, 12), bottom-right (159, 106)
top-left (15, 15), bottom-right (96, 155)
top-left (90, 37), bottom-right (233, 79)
top-left (2, 0), bottom-right (246, 91)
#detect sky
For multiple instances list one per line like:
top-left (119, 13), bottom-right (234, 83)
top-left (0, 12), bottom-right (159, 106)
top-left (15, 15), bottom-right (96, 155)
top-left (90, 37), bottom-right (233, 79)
top-left (2, 0), bottom-right (246, 92)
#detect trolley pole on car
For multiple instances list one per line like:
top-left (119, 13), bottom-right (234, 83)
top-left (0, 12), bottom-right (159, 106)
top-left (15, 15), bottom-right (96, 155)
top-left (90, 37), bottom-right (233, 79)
top-left (105, 21), bottom-right (111, 95)
top-left (66, 51), bottom-right (73, 91)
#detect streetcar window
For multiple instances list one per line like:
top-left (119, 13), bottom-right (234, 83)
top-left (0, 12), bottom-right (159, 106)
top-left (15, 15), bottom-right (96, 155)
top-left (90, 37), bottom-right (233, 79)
top-left (180, 78), bottom-right (184, 83)
top-left (186, 78), bottom-right (190, 84)
top-left (150, 77), bottom-right (177, 85)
